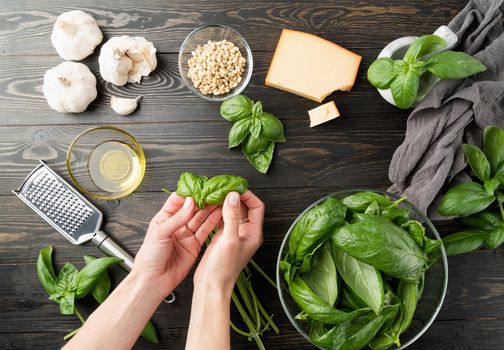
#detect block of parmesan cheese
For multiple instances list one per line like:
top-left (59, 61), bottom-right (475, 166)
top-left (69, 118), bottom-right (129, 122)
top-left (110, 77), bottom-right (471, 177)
top-left (308, 101), bottom-right (340, 128)
top-left (265, 29), bottom-right (361, 103)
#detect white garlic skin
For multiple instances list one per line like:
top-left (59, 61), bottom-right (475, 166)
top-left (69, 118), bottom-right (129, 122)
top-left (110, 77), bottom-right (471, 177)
top-left (99, 36), bottom-right (157, 86)
top-left (110, 96), bottom-right (142, 116)
top-left (43, 61), bottom-right (97, 113)
top-left (51, 10), bottom-right (103, 61)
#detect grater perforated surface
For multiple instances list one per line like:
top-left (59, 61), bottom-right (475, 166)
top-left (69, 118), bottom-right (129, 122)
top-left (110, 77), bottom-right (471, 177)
top-left (14, 162), bottom-right (102, 245)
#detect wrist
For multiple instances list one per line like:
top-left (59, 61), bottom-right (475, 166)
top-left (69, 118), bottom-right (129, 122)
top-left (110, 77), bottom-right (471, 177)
top-left (127, 270), bottom-right (169, 305)
top-left (194, 279), bottom-right (234, 301)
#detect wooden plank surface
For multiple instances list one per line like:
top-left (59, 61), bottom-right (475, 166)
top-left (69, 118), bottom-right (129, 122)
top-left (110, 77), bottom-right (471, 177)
top-left (1, 0), bottom-right (499, 349)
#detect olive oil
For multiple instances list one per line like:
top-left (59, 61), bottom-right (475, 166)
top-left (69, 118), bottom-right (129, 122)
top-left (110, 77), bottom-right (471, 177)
top-left (88, 141), bottom-right (142, 193)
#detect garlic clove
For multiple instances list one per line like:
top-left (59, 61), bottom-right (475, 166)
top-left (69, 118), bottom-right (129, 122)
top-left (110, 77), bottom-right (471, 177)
top-left (110, 96), bottom-right (142, 116)
top-left (51, 10), bottom-right (103, 61)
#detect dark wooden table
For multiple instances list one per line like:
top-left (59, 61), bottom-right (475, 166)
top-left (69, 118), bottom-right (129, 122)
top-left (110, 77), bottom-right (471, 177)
top-left (2, 1), bottom-right (503, 349)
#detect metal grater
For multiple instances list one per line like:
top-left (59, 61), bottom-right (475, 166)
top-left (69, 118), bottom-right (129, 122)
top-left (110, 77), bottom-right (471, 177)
top-left (13, 161), bottom-right (175, 303)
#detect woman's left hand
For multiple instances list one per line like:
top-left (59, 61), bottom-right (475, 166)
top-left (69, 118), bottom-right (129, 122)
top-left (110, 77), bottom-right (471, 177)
top-left (132, 193), bottom-right (222, 301)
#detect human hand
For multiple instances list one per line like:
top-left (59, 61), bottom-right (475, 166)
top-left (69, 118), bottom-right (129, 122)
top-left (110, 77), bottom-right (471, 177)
top-left (132, 193), bottom-right (222, 301)
top-left (193, 190), bottom-right (265, 296)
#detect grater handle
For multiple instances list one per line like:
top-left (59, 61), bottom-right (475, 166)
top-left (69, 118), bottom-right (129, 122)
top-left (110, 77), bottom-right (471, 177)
top-left (91, 230), bottom-right (176, 304)
top-left (92, 230), bottom-right (135, 271)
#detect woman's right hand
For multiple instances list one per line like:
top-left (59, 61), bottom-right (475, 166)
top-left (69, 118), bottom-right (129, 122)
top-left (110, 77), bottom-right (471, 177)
top-left (193, 190), bottom-right (265, 296)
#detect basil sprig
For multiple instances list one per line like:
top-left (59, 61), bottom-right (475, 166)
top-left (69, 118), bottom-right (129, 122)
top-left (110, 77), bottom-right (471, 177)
top-left (175, 172), bottom-right (248, 209)
top-left (37, 247), bottom-right (158, 343)
top-left (220, 94), bottom-right (285, 173)
top-left (439, 126), bottom-right (504, 255)
top-left (368, 34), bottom-right (486, 109)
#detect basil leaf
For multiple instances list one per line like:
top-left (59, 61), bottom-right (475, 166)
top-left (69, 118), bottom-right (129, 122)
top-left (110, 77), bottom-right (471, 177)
top-left (219, 95), bottom-right (253, 121)
top-left (249, 117), bottom-right (262, 140)
top-left (318, 305), bottom-right (399, 350)
top-left (460, 211), bottom-right (502, 230)
top-left (390, 67), bottom-right (420, 109)
top-left (367, 57), bottom-right (397, 89)
top-left (259, 112), bottom-right (285, 142)
top-left (301, 241), bottom-right (338, 306)
top-left (56, 262), bottom-right (78, 292)
top-left (279, 260), bottom-right (295, 288)
top-left (494, 162), bottom-right (504, 182)
top-left (484, 178), bottom-right (501, 195)
top-left (403, 35), bottom-right (446, 62)
top-left (427, 51), bottom-right (486, 79)
top-left (340, 285), bottom-right (368, 311)
top-left (242, 138), bottom-right (275, 174)
top-left (332, 216), bottom-right (428, 282)
top-left (424, 238), bottom-right (442, 255)
top-left (401, 220), bottom-right (426, 248)
top-left (485, 227), bottom-right (504, 250)
top-left (442, 230), bottom-right (488, 256)
top-left (76, 257), bottom-right (122, 298)
top-left (228, 118), bottom-right (251, 148)
top-left (364, 201), bottom-right (380, 215)
top-left (176, 172), bottom-right (207, 209)
top-left (37, 246), bottom-right (58, 296)
top-left (251, 101), bottom-right (263, 119)
top-left (484, 126), bottom-right (504, 174)
top-left (140, 320), bottom-right (159, 344)
top-left (396, 281), bottom-right (418, 333)
top-left (201, 175), bottom-right (248, 206)
top-left (58, 292), bottom-right (75, 315)
top-left (83, 255), bottom-right (111, 304)
top-left (381, 206), bottom-right (410, 225)
top-left (341, 192), bottom-right (393, 212)
top-left (334, 247), bottom-right (384, 315)
top-left (289, 276), bottom-right (366, 324)
top-left (288, 197), bottom-right (347, 264)
top-left (242, 134), bottom-right (270, 154)
top-left (438, 182), bottom-right (495, 217)
top-left (463, 143), bottom-right (491, 181)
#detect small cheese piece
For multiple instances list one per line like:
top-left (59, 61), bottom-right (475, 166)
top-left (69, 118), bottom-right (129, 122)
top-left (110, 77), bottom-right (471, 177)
top-left (265, 29), bottom-right (361, 103)
top-left (308, 101), bottom-right (340, 128)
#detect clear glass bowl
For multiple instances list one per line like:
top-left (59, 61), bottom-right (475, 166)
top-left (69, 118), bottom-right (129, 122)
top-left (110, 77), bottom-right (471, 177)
top-left (276, 189), bottom-right (448, 350)
top-left (178, 24), bottom-right (253, 102)
top-left (66, 126), bottom-right (146, 200)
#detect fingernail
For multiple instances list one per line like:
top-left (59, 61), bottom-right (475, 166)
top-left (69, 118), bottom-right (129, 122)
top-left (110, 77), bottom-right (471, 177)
top-left (229, 192), bottom-right (239, 206)
top-left (183, 197), bottom-right (192, 209)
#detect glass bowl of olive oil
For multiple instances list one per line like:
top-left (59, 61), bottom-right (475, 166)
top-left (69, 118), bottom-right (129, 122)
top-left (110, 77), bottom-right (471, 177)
top-left (67, 126), bottom-right (146, 200)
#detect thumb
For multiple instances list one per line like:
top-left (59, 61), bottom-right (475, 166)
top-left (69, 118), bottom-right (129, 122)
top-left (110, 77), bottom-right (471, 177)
top-left (222, 192), bottom-right (241, 239)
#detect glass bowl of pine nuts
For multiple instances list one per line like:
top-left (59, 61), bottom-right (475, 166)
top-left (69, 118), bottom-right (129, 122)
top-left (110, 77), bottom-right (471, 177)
top-left (178, 24), bottom-right (253, 102)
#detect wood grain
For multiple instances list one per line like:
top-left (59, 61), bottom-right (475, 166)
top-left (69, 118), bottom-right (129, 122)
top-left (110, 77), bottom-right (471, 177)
top-left (2, 318), bottom-right (504, 350)
top-left (0, 120), bottom-right (404, 195)
top-left (0, 51), bottom-right (405, 126)
top-left (1, 0), bottom-right (498, 349)
top-left (0, 0), bottom-right (465, 55)
top-left (1, 251), bottom-right (504, 347)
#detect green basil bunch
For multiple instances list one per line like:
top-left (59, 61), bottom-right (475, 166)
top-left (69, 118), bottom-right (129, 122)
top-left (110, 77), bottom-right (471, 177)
top-left (368, 34), bottom-right (486, 109)
top-left (37, 247), bottom-right (158, 343)
top-left (176, 172), bottom-right (248, 209)
top-left (281, 192), bottom-right (437, 350)
top-left (439, 125), bottom-right (504, 256)
top-left (220, 94), bottom-right (285, 173)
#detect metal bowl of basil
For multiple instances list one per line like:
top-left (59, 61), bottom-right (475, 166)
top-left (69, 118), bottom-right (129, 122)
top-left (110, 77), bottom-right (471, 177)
top-left (276, 189), bottom-right (448, 350)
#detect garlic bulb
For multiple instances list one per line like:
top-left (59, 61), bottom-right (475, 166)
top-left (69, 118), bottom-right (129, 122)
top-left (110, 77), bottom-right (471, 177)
top-left (43, 62), bottom-right (97, 113)
top-left (51, 10), bottom-right (103, 61)
top-left (110, 96), bottom-right (142, 115)
top-left (99, 36), bottom-right (157, 86)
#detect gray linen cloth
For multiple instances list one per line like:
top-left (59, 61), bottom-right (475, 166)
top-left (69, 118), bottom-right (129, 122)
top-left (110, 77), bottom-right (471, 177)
top-left (388, 0), bottom-right (504, 220)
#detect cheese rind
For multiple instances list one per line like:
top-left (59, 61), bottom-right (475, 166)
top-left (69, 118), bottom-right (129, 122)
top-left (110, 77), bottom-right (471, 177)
top-left (309, 101), bottom-right (340, 128)
top-left (265, 29), bottom-right (362, 103)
